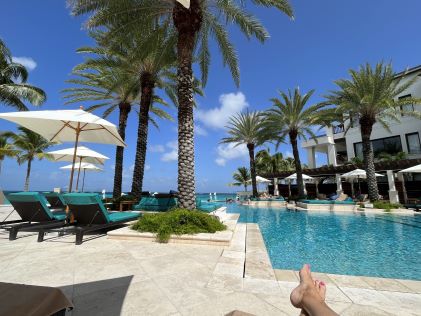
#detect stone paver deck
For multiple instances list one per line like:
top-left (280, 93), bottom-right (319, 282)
top-left (0, 205), bottom-right (420, 315)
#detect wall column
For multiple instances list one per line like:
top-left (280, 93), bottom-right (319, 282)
top-left (273, 178), bottom-right (279, 196)
top-left (387, 170), bottom-right (399, 204)
top-left (328, 144), bottom-right (337, 166)
top-left (397, 172), bottom-right (408, 204)
top-left (306, 147), bottom-right (316, 169)
top-left (336, 173), bottom-right (343, 195)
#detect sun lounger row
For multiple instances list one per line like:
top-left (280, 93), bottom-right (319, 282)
top-left (0, 192), bottom-right (140, 245)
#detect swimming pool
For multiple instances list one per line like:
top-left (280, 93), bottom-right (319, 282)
top-left (226, 203), bottom-right (421, 280)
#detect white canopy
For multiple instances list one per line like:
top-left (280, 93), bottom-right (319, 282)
top-left (0, 109), bottom-right (125, 192)
top-left (47, 146), bottom-right (109, 165)
top-left (247, 176), bottom-right (271, 183)
top-left (398, 164), bottom-right (421, 173)
top-left (0, 109), bottom-right (125, 146)
top-left (341, 169), bottom-right (384, 179)
top-left (285, 173), bottom-right (314, 180)
top-left (60, 162), bottom-right (102, 171)
top-left (176, 0), bottom-right (190, 8)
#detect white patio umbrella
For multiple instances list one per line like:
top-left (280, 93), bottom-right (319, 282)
top-left (0, 108), bottom-right (125, 192)
top-left (341, 169), bottom-right (384, 194)
top-left (285, 173), bottom-right (314, 197)
top-left (398, 164), bottom-right (421, 173)
top-left (60, 162), bottom-right (102, 192)
top-left (48, 146), bottom-right (109, 191)
top-left (176, 0), bottom-right (190, 8)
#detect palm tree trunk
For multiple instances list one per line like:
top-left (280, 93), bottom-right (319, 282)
top-left (24, 158), bottom-right (32, 191)
top-left (360, 117), bottom-right (379, 201)
top-left (131, 74), bottom-right (154, 200)
top-left (290, 131), bottom-right (305, 198)
top-left (247, 143), bottom-right (258, 197)
top-left (112, 103), bottom-right (131, 198)
top-left (173, 0), bottom-right (202, 210)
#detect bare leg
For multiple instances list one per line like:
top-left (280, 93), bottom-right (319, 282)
top-left (290, 264), bottom-right (337, 316)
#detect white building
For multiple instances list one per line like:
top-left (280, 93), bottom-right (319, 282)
top-left (302, 65), bottom-right (421, 168)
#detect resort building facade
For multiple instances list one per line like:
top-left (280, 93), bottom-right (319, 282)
top-left (302, 65), bottom-right (421, 168)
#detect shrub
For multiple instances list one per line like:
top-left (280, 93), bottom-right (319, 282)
top-left (131, 209), bottom-right (226, 243)
top-left (373, 201), bottom-right (402, 211)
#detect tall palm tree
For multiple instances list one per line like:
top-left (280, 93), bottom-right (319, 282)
top-left (0, 133), bottom-right (18, 176)
top-left (68, 0), bottom-right (293, 209)
top-left (64, 31), bottom-right (175, 199)
top-left (232, 167), bottom-right (250, 191)
top-left (0, 38), bottom-right (46, 110)
top-left (324, 62), bottom-right (421, 201)
top-left (262, 88), bottom-right (329, 199)
top-left (221, 111), bottom-right (265, 197)
top-left (9, 127), bottom-right (54, 191)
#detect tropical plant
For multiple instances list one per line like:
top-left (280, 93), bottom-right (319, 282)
top-left (324, 62), bottom-right (421, 201)
top-left (255, 149), bottom-right (295, 175)
top-left (377, 151), bottom-right (407, 162)
top-left (0, 38), bottom-right (46, 110)
top-left (262, 88), bottom-right (329, 199)
top-left (63, 30), bottom-right (175, 199)
top-left (231, 167), bottom-right (251, 191)
top-left (68, 0), bottom-right (294, 209)
top-left (221, 111), bottom-right (265, 197)
top-left (9, 127), bottom-right (54, 191)
top-left (0, 133), bottom-right (18, 176)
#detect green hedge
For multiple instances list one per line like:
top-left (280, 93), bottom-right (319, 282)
top-left (131, 208), bottom-right (226, 243)
top-left (373, 201), bottom-right (402, 211)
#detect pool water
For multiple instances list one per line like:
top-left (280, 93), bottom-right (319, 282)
top-left (226, 203), bottom-right (421, 280)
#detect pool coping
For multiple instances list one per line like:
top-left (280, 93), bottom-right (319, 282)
top-left (290, 203), bottom-right (417, 215)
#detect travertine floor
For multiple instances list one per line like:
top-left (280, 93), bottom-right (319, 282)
top-left (0, 206), bottom-right (420, 316)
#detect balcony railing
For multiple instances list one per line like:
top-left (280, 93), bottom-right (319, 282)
top-left (333, 124), bottom-right (344, 134)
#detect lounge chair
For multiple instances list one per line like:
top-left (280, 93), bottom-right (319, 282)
top-left (133, 193), bottom-right (177, 212)
top-left (39, 193), bottom-right (140, 245)
top-left (43, 192), bottom-right (67, 211)
top-left (196, 198), bottom-right (220, 212)
top-left (0, 192), bottom-right (67, 240)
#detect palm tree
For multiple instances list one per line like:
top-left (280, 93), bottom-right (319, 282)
top-left (0, 38), bottom-right (46, 110)
top-left (63, 31), bottom-right (175, 199)
top-left (10, 127), bottom-right (54, 191)
top-left (0, 133), bottom-right (18, 176)
top-left (262, 88), bottom-right (329, 199)
top-left (324, 62), bottom-right (421, 201)
top-left (221, 111), bottom-right (265, 197)
top-left (255, 149), bottom-right (295, 175)
top-left (68, 0), bottom-right (293, 209)
top-left (232, 167), bottom-right (250, 191)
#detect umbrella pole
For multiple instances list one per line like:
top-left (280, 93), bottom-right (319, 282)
top-left (358, 176), bottom-right (361, 194)
top-left (68, 123), bottom-right (81, 192)
top-left (75, 156), bottom-right (83, 192)
top-left (82, 169), bottom-right (86, 192)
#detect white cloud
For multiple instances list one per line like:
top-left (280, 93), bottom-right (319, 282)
top-left (145, 164), bottom-right (151, 171)
top-left (161, 141), bottom-right (178, 162)
top-left (285, 151), bottom-right (293, 158)
top-left (195, 125), bottom-right (208, 136)
top-left (150, 145), bottom-right (165, 153)
top-left (196, 92), bottom-right (248, 129)
top-left (215, 143), bottom-right (248, 167)
top-left (129, 164), bottom-right (135, 172)
top-left (12, 56), bottom-right (37, 71)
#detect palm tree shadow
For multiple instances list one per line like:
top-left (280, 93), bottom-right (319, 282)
top-left (60, 275), bottom-right (134, 315)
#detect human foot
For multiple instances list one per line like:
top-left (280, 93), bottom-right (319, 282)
top-left (290, 264), bottom-right (326, 310)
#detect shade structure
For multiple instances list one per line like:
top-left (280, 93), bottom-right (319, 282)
top-left (341, 169), bottom-right (384, 179)
top-left (0, 109), bottom-right (125, 192)
top-left (48, 146), bottom-right (109, 165)
top-left (341, 169), bottom-right (384, 194)
top-left (247, 176), bottom-right (271, 183)
top-left (285, 173), bottom-right (314, 180)
top-left (176, 0), bottom-right (190, 8)
top-left (60, 162), bottom-right (102, 192)
top-left (398, 164), bottom-right (421, 173)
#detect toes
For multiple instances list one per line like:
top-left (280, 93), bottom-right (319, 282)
top-left (299, 264), bottom-right (313, 283)
top-left (319, 281), bottom-right (327, 299)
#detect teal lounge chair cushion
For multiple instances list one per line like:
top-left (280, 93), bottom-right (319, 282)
top-left (108, 212), bottom-right (139, 222)
top-left (332, 200), bottom-right (355, 205)
top-left (133, 196), bottom-right (177, 211)
top-left (301, 200), bottom-right (333, 204)
top-left (7, 192), bottom-right (58, 220)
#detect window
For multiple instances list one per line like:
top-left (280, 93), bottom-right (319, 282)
top-left (353, 135), bottom-right (402, 158)
top-left (398, 94), bottom-right (414, 115)
top-left (406, 133), bottom-right (421, 154)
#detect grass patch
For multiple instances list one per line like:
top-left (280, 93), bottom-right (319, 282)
top-left (131, 208), bottom-right (226, 243)
top-left (373, 201), bottom-right (402, 211)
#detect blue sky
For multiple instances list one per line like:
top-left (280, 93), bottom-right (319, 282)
top-left (1, 0), bottom-right (421, 192)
